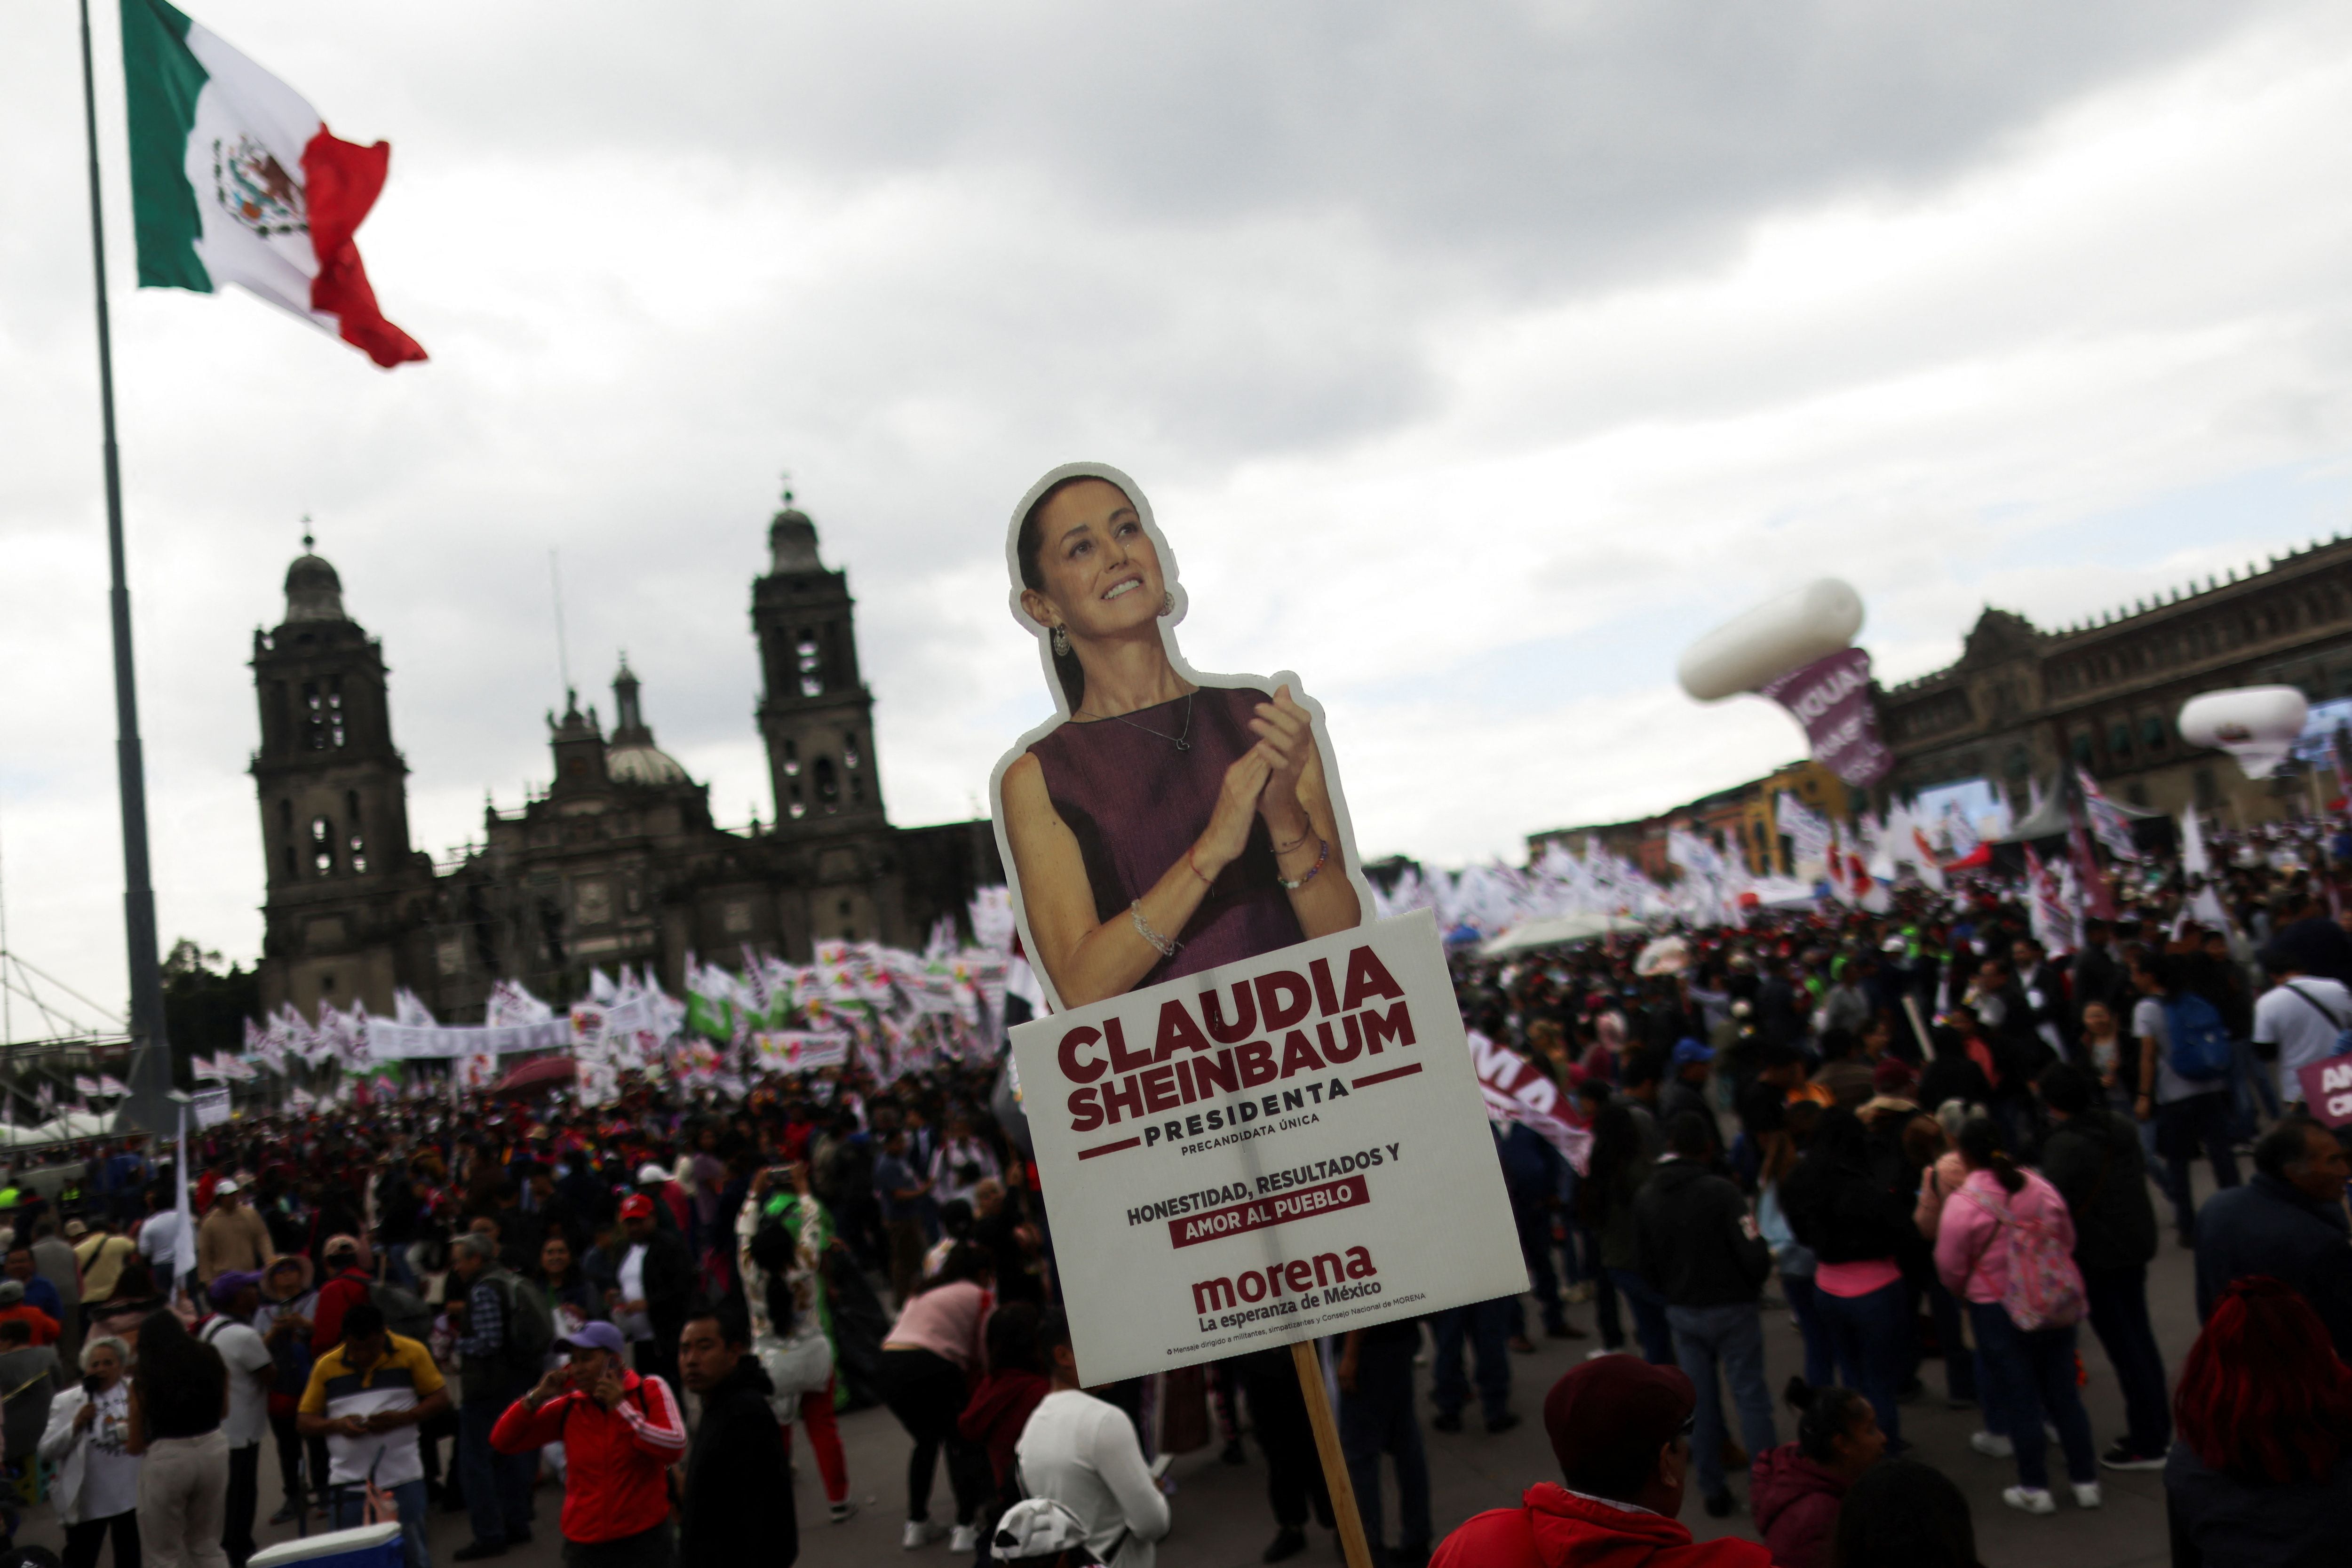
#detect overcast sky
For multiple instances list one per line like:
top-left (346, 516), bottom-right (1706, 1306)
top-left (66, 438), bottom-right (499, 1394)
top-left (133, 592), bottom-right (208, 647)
top-left (6, 0), bottom-right (2352, 1022)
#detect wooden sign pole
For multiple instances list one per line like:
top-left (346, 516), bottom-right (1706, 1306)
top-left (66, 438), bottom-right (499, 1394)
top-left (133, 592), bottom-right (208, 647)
top-left (1291, 1339), bottom-right (1375, 1568)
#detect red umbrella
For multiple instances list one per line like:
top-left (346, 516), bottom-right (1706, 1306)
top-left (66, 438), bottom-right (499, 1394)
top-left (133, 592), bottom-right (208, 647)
top-left (490, 1055), bottom-right (578, 1096)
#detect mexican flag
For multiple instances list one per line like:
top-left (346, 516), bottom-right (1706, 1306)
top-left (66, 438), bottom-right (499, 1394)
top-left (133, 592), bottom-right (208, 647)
top-left (119, 0), bottom-right (424, 367)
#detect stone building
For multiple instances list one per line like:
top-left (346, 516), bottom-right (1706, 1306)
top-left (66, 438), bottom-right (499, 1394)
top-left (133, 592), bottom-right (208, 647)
top-left (251, 506), bottom-right (1002, 1024)
top-left (1875, 534), bottom-right (2352, 822)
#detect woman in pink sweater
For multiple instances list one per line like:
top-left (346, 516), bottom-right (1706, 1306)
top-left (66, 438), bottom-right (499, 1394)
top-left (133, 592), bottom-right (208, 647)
top-left (879, 1244), bottom-right (996, 1551)
top-left (1933, 1118), bottom-right (2098, 1519)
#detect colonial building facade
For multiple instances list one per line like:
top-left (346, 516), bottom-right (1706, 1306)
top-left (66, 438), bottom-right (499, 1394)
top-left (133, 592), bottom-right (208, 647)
top-left (1875, 534), bottom-right (2352, 822)
top-left (252, 507), bottom-right (1001, 1023)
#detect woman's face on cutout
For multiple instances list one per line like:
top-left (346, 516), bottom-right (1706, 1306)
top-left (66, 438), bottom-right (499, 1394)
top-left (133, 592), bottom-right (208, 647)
top-left (1025, 478), bottom-right (1166, 642)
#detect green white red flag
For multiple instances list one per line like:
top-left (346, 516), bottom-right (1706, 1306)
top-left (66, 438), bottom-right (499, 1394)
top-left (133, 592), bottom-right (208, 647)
top-left (119, 0), bottom-right (424, 366)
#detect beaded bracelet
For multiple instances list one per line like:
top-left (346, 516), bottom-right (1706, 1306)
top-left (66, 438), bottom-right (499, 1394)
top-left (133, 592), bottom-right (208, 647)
top-left (1279, 838), bottom-right (1330, 891)
top-left (1130, 900), bottom-right (1179, 958)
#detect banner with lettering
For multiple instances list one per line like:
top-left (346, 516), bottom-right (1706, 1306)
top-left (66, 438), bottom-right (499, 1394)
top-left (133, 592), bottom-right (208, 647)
top-left (1009, 909), bottom-right (1523, 1384)
top-left (1762, 647), bottom-right (1892, 789)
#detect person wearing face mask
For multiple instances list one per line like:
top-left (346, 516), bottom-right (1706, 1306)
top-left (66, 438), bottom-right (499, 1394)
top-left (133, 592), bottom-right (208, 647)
top-left (994, 467), bottom-right (1362, 1011)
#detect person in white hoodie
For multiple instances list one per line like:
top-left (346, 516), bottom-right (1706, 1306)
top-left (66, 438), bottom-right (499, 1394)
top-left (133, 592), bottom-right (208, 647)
top-left (1013, 1310), bottom-right (1169, 1568)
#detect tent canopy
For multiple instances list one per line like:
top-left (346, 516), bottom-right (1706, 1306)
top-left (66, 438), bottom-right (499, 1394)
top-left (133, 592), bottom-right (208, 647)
top-left (1999, 779), bottom-right (2162, 842)
top-left (1478, 912), bottom-right (1645, 958)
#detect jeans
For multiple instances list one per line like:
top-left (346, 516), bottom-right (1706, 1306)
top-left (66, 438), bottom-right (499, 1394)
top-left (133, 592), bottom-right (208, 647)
top-left (2082, 1265), bottom-right (2169, 1457)
top-left (1340, 1337), bottom-right (1431, 1556)
top-left (1925, 1275), bottom-right (1977, 1402)
top-left (1966, 1300), bottom-right (2096, 1490)
top-left (2155, 1092), bottom-right (2241, 1237)
top-left (1240, 1348), bottom-right (1335, 1530)
top-left (2231, 1036), bottom-right (2280, 1137)
top-left (459, 1396), bottom-right (536, 1547)
top-left (1666, 1303), bottom-right (1777, 1497)
top-left (331, 1477), bottom-right (430, 1568)
top-left (877, 1348), bottom-right (992, 1525)
top-left (1430, 1297), bottom-right (1513, 1423)
top-left (1812, 1278), bottom-right (1907, 1450)
top-left (1514, 1203), bottom-right (1565, 1332)
top-left (1606, 1268), bottom-right (1675, 1365)
top-left (223, 1441), bottom-right (260, 1568)
top-left (1779, 1274), bottom-right (1835, 1391)
top-left (62, 1511), bottom-right (140, 1568)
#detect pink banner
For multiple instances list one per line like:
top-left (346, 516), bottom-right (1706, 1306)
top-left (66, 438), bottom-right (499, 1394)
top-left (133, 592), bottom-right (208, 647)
top-left (2297, 1058), bottom-right (2352, 1126)
top-left (1761, 648), bottom-right (1892, 789)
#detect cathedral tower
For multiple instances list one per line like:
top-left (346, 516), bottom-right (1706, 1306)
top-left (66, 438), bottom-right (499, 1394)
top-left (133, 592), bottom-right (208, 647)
top-left (251, 542), bottom-right (418, 1016)
top-left (751, 500), bottom-right (887, 830)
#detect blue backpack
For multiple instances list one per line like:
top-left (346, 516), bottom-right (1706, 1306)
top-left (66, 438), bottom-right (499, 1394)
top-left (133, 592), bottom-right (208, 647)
top-left (2161, 993), bottom-right (2235, 1082)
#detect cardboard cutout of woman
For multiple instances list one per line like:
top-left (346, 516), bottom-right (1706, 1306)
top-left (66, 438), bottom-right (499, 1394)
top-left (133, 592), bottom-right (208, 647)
top-left (990, 463), bottom-right (1372, 1013)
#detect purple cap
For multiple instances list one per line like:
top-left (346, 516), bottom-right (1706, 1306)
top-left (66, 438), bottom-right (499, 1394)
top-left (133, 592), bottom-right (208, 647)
top-left (208, 1270), bottom-right (265, 1307)
top-left (559, 1320), bottom-right (626, 1357)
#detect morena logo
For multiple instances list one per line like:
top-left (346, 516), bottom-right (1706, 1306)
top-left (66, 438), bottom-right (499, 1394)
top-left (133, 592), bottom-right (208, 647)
top-left (1189, 1244), bottom-right (1377, 1314)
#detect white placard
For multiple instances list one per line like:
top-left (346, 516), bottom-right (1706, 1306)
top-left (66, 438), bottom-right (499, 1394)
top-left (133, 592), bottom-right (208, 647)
top-left (191, 1088), bottom-right (232, 1129)
top-left (1011, 909), bottom-right (1523, 1385)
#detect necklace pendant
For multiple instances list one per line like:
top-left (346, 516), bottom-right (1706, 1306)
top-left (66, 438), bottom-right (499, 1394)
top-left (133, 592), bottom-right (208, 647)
top-left (1175, 738), bottom-right (1191, 752)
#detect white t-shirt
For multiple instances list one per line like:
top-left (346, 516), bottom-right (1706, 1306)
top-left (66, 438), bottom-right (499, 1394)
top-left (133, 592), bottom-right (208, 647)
top-left (2253, 978), bottom-right (2352, 1102)
top-left (1014, 1389), bottom-right (1171, 1568)
top-left (202, 1317), bottom-right (275, 1448)
top-left (618, 1244), bottom-right (652, 1342)
top-left (137, 1210), bottom-right (183, 1269)
top-left (2133, 996), bottom-right (2221, 1106)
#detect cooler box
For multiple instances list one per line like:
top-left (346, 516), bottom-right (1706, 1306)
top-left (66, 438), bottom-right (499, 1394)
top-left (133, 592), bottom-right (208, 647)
top-left (250, 1523), bottom-right (405, 1568)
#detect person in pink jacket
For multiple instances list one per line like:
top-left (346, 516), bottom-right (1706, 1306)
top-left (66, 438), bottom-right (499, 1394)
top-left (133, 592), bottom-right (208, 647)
top-left (1933, 1117), bottom-right (2098, 1518)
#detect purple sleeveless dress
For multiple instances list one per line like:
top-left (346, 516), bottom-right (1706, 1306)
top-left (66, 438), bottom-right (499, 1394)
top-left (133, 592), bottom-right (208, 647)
top-left (1027, 684), bottom-right (1305, 989)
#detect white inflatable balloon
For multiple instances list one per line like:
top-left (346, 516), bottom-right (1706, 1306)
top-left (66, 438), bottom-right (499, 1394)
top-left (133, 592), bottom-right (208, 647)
top-left (2178, 686), bottom-right (2309, 780)
top-left (1678, 579), bottom-right (1866, 702)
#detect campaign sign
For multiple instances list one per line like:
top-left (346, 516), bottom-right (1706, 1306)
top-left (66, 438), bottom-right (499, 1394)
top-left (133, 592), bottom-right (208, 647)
top-left (1012, 908), bottom-right (1524, 1385)
top-left (2297, 1058), bottom-right (2352, 1128)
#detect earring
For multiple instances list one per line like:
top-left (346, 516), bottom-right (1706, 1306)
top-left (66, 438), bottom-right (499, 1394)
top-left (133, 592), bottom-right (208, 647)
top-left (1050, 625), bottom-right (1070, 656)
top-left (1160, 591), bottom-right (1175, 616)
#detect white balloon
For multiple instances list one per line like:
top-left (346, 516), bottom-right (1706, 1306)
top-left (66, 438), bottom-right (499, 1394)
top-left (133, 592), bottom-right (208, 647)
top-left (2177, 686), bottom-right (2309, 780)
top-left (1677, 578), bottom-right (1865, 702)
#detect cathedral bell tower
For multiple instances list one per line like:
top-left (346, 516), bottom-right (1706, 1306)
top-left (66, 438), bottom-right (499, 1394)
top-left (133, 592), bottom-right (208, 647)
top-left (250, 541), bottom-right (416, 1017)
top-left (751, 499), bottom-right (887, 830)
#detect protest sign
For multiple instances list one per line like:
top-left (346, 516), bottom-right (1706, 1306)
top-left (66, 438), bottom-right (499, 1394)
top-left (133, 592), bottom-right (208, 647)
top-left (1010, 908), bottom-right (1523, 1386)
top-left (2298, 1057), bottom-right (2352, 1127)
top-left (191, 1087), bottom-right (232, 1129)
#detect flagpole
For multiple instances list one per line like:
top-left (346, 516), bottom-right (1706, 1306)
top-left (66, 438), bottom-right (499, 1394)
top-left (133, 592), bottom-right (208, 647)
top-left (78, 0), bottom-right (172, 1134)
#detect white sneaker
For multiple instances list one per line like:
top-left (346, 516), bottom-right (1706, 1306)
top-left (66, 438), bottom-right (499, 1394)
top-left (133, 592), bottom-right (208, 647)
top-left (2002, 1486), bottom-right (2056, 1516)
top-left (903, 1520), bottom-right (946, 1549)
top-left (1970, 1431), bottom-right (2015, 1458)
top-left (2073, 1482), bottom-right (2103, 1510)
top-left (950, 1525), bottom-right (981, 1554)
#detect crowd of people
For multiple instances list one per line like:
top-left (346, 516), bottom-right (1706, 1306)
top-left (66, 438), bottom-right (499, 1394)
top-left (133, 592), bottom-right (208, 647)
top-left (0, 818), bottom-right (2342, 1568)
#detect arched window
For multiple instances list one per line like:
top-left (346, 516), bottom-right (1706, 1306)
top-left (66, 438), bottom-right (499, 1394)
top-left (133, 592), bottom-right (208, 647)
top-left (327, 675), bottom-right (346, 748)
top-left (311, 815), bottom-right (336, 876)
top-left (797, 630), bottom-right (822, 696)
top-left (815, 757), bottom-right (839, 812)
top-left (788, 780), bottom-right (805, 819)
top-left (346, 789), bottom-right (368, 873)
top-left (782, 738), bottom-right (799, 777)
top-left (2108, 721), bottom-right (2132, 758)
top-left (302, 682), bottom-right (326, 750)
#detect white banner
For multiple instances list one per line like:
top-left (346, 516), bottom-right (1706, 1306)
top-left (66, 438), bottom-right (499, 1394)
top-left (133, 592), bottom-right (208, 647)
top-left (1010, 910), bottom-right (1522, 1385)
top-left (191, 1088), bottom-right (232, 1130)
top-left (365, 1018), bottom-right (571, 1061)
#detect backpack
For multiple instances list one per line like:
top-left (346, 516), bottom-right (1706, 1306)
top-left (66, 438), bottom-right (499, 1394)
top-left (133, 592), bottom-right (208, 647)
top-left (2160, 992), bottom-right (2234, 1082)
top-left (1962, 1180), bottom-right (2085, 1333)
top-left (367, 1281), bottom-right (434, 1347)
top-left (483, 1270), bottom-right (555, 1381)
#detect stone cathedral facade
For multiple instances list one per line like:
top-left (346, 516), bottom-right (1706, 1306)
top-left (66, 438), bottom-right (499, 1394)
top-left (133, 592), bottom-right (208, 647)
top-left (250, 504), bottom-right (1002, 1024)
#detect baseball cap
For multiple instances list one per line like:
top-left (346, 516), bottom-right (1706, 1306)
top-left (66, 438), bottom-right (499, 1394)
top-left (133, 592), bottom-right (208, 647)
top-left (62, 1219), bottom-right (87, 1239)
top-left (618, 1194), bottom-right (655, 1221)
top-left (1669, 1038), bottom-right (1714, 1068)
top-left (991, 1499), bottom-right (1097, 1563)
top-left (323, 1234), bottom-right (361, 1258)
top-left (1542, 1356), bottom-right (1695, 1495)
top-left (636, 1162), bottom-right (672, 1186)
top-left (208, 1269), bottom-right (264, 1307)
top-left (213, 1178), bottom-right (241, 1196)
top-left (0, 1281), bottom-right (25, 1306)
top-left (558, 1320), bottom-right (626, 1357)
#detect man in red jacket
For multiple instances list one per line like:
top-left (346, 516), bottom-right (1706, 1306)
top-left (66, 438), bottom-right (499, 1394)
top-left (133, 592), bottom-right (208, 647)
top-left (1431, 1358), bottom-right (1771, 1568)
top-left (490, 1320), bottom-right (685, 1566)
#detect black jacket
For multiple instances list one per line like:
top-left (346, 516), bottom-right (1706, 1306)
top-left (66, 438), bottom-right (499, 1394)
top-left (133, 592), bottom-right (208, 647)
top-left (2041, 1109), bottom-right (2158, 1274)
top-left (638, 1228), bottom-right (697, 1342)
top-left (2193, 1174), bottom-right (2352, 1361)
top-left (2166, 1440), bottom-right (2352, 1568)
top-left (1631, 1158), bottom-right (1770, 1307)
top-left (1781, 1147), bottom-right (1914, 1267)
top-left (681, 1357), bottom-right (796, 1568)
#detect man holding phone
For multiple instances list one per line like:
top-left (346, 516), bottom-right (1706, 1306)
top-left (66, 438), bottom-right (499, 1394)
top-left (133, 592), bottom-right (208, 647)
top-left (490, 1321), bottom-right (686, 1568)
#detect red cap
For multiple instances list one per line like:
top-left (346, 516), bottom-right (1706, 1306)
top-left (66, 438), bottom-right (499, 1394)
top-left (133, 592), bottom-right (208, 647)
top-left (618, 1194), bottom-right (654, 1220)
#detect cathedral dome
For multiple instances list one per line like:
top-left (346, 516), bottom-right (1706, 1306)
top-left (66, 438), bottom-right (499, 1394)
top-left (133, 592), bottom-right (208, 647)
top-left (607, 741), bottom-right (691, 786)
top-left (284, 545), bottom-right (346, 623)
top-left (770, 507), bottom-right (823, 573)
